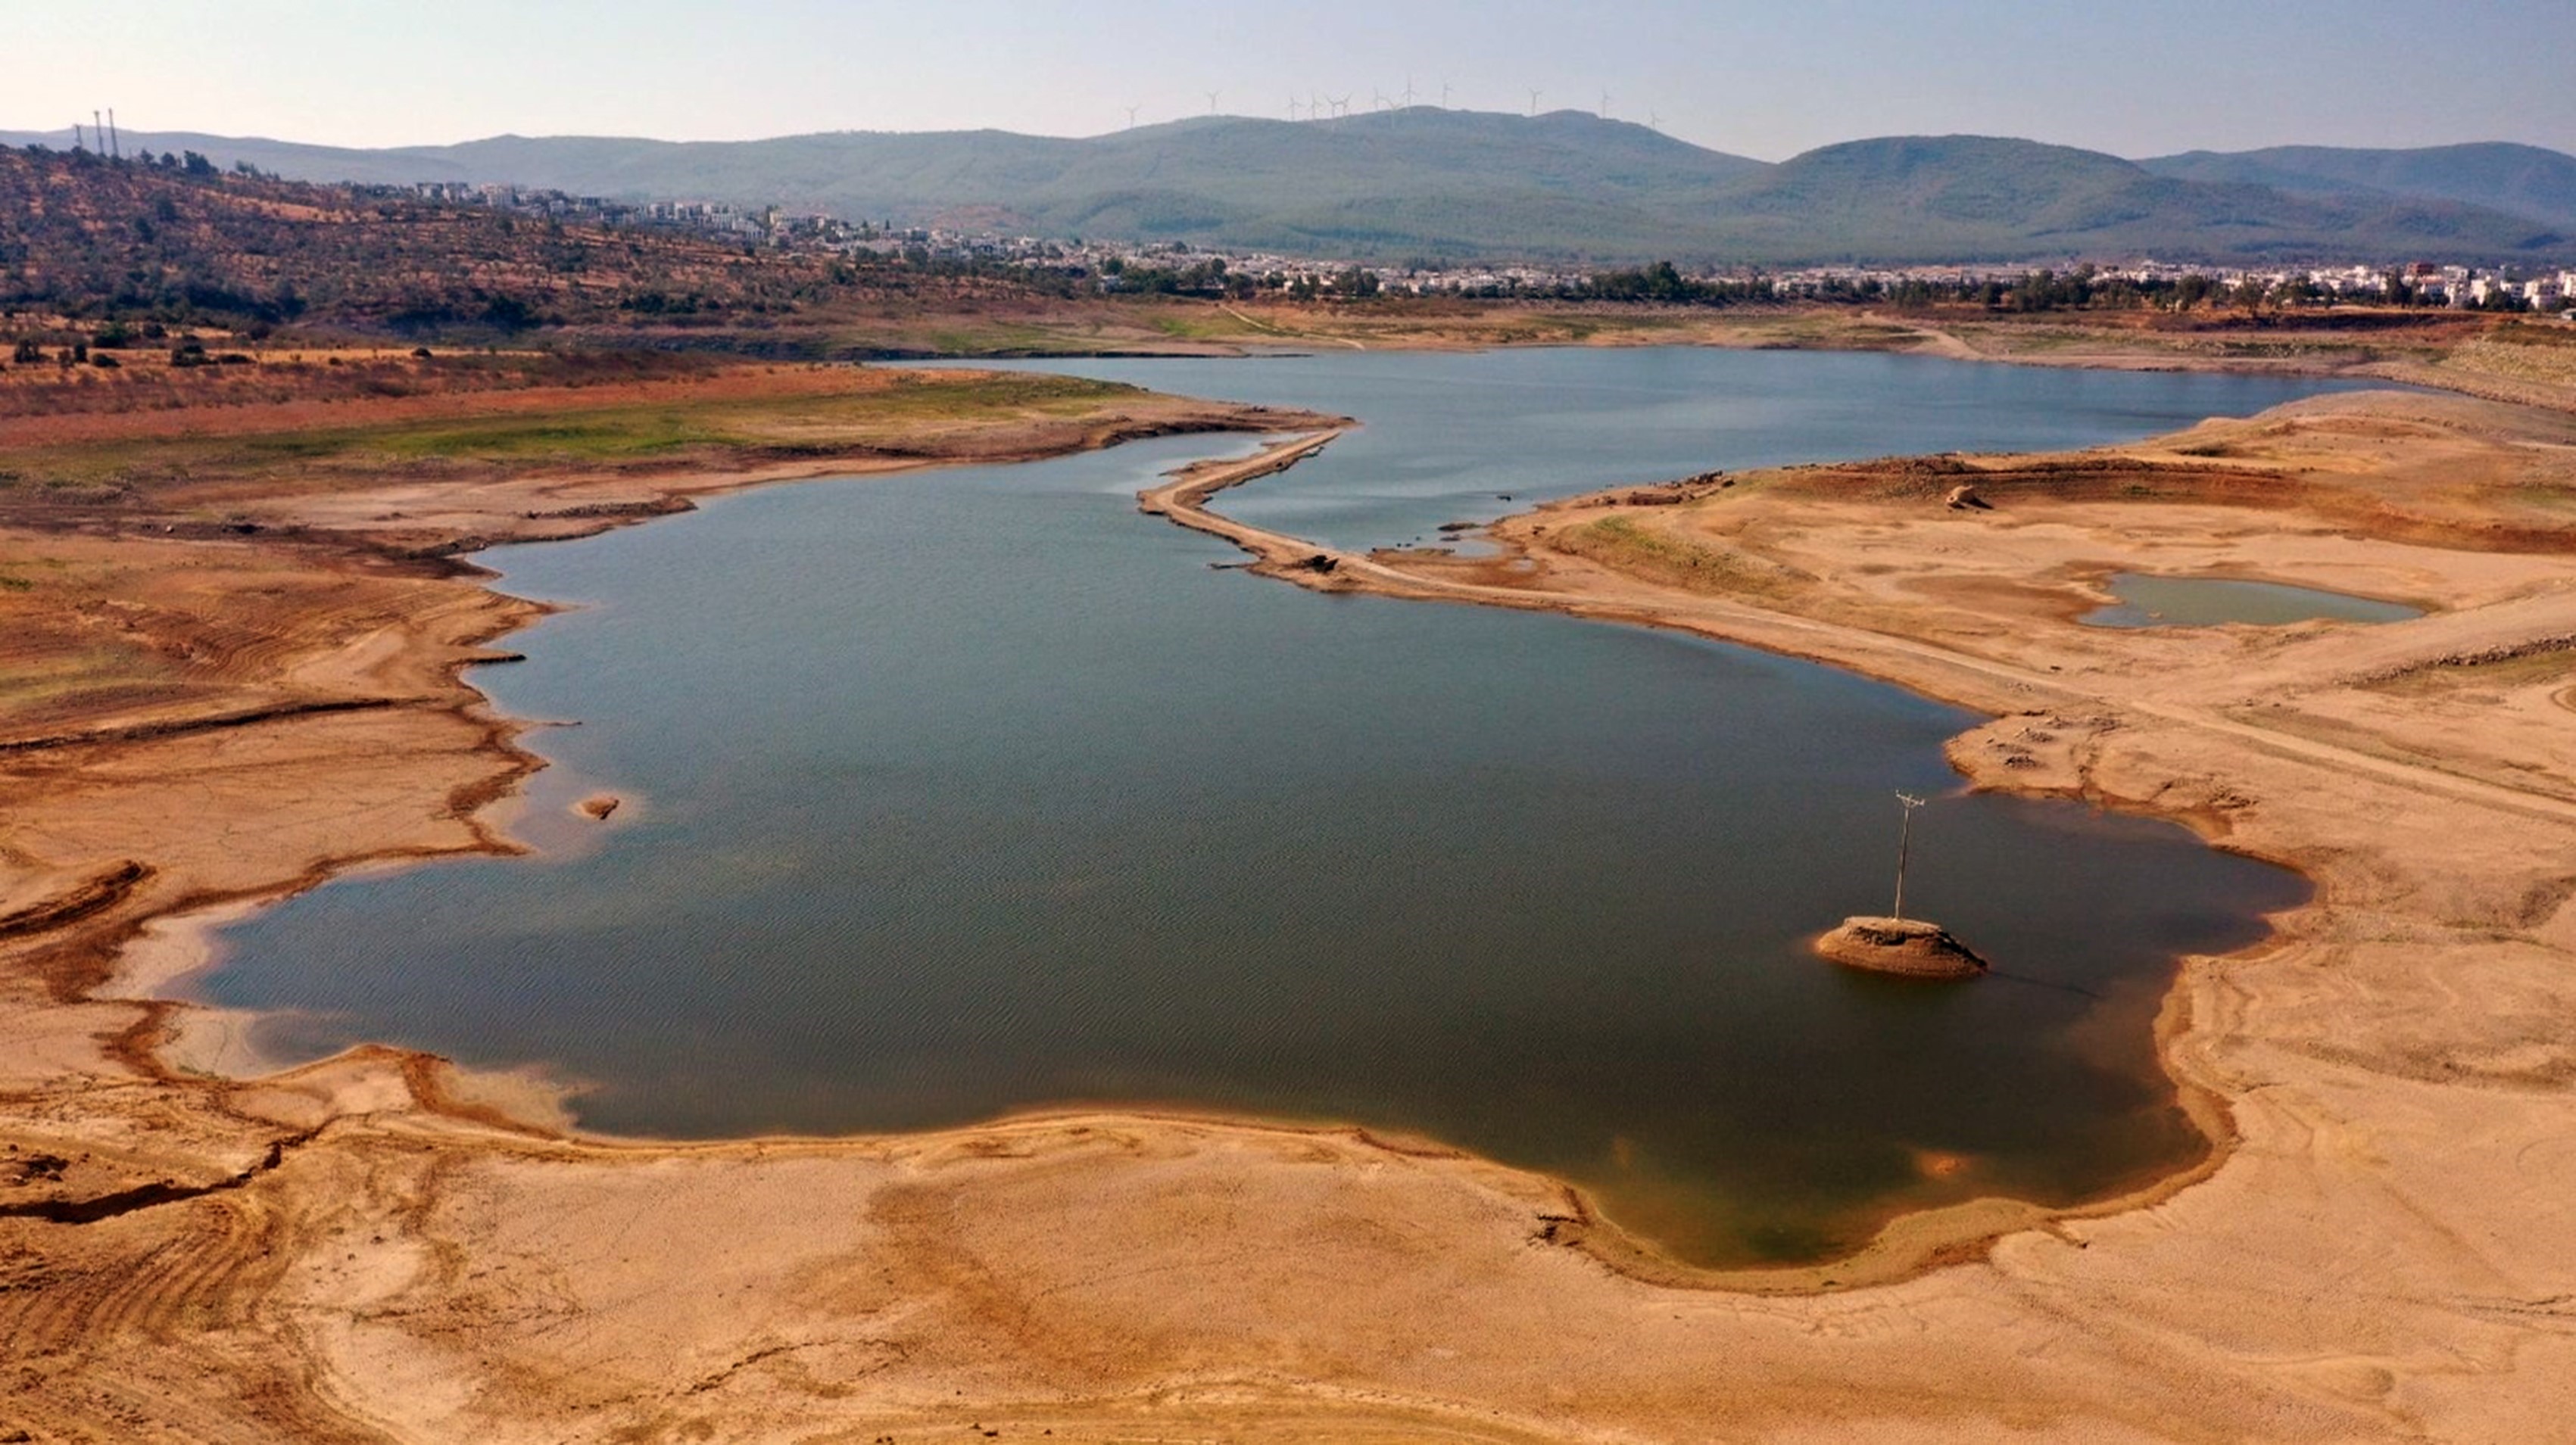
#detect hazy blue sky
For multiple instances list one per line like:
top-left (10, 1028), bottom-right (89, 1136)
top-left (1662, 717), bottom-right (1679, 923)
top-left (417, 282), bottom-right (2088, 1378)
top-left (12, 0), bottom-right (2574, 157)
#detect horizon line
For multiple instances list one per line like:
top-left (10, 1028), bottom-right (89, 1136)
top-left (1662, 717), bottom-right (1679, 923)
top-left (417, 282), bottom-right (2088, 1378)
top-left (2, 113), bottom-right (2566, 167)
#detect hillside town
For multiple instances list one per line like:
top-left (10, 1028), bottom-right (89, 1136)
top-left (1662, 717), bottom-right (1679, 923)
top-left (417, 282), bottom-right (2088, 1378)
top-left (404, 180), bottom-right (2576, 316)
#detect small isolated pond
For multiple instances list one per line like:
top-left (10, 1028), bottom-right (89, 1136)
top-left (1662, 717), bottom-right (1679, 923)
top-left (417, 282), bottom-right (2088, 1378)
top-left (2083, 572), bottom-right (2425, 629)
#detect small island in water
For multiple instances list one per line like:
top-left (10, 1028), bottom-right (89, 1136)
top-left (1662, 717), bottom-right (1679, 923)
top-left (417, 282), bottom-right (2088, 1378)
top-left (1813, 916), bottom-right (1990, 980)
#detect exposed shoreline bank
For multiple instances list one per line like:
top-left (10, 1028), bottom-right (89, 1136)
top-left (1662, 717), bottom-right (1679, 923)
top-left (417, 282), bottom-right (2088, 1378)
top-left (8, 350), bottom-right (2575, 1440)
top-left (69, 406), bottom-right (2284, 1297)
top-left (58, 409), bottom-right (2414, 1285)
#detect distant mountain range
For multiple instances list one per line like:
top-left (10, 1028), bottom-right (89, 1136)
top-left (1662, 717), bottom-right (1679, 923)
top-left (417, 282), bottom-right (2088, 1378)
top-left (2135, 143), bottom-right (2576, 231)
top-left (9, 112), bottom-right (2572, 266)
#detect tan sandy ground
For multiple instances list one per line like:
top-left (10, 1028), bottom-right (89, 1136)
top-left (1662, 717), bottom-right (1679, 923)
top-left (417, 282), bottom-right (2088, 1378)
top-left (7, 362), bottom-right (2576, 1438)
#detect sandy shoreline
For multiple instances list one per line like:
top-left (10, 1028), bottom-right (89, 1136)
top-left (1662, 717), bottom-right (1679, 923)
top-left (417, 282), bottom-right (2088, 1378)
top-left (8, 355), bottom-right (2576, 1438)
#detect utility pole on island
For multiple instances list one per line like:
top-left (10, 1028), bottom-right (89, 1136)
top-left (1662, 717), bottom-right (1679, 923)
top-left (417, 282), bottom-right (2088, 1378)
top-left (1891, 792), bottom-right (1927, 921)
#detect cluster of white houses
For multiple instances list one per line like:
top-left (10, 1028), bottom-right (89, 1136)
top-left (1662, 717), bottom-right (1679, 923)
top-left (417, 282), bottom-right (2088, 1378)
top-left (399, 182), bottom-right (2576, 312)
top-left (2410, 265), bottom-right (2576, 308)
top-left (404, 182), bottom-right (872, 247)
top-left (2120, 260), bottom-right (2576, 309)
top-left (1756, 260), bottom-right (2576, 310)
top-left (1375, 259), bottom-right (2576, 310)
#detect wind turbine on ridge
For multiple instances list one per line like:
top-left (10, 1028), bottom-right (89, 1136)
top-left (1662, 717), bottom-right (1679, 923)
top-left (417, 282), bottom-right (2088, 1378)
top-left (1527, 88), bottom-right (1543, 116)
top-left (1206, 90), bottom-right (1221, 117)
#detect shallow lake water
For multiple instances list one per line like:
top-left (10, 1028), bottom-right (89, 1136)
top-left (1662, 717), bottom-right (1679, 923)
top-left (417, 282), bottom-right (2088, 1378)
top-left (2083, 571), bottom-right (2425, 629)
top-left (201, 350), bottom-right (2352, 1266)
top-left (985, 347), bottom-right (2387, 553)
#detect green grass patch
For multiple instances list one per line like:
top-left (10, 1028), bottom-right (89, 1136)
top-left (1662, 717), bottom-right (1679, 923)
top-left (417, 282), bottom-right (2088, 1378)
top-left (1551, 513), bottom-right (1814, 598)
top-left (1558, 516), bottom-right (1750, 586)
top-left (2490, 322), bottom-right (2576, 349)
top-left (915, 323), bottom-right (1120, 354)
top-left (373, 415), bottom-right (716, 461)
top-left (0, 372), bottom-right (1150, 490)
top-left (1563, 515), bottom-right (1711, 565)
top-left (0, 643), bottom-right (177, 710)
top-left (1145, 313), bottom-right (1240, 341)
top-left (2364, 646), bottom-right (2576, 696)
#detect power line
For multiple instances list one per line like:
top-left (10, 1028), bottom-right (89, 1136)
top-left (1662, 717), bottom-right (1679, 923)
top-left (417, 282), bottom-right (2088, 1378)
top-left (1891, 792), bottom-right (1928, 921)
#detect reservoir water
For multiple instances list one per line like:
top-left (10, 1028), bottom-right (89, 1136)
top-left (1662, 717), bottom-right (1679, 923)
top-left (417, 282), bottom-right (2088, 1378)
top-left (2084, 571), bottom-right (2425, 629)
top-left (982, 347), bottom-right (2384, 553)
top-left (202, 349), bottom-right (2350, 1266)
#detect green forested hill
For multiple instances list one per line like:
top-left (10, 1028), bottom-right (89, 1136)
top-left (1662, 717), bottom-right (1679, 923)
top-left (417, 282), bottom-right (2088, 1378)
top-left (9, 114), bottom-right (2569, 265)
top-left (2139, 143), bottom-right (2576, 231)
top-left (1688, 136), bottom-right (2571, 263)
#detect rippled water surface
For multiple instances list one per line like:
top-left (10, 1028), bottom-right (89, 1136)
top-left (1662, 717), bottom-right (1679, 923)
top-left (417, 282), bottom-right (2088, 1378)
top-left (204, 350), bottom-right (2344, 1265)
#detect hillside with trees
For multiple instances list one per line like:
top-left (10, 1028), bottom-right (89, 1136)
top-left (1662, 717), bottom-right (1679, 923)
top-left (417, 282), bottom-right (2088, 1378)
top-left (1685, 136), bottom-right (2573, 264)
top-left (14, 114), bottom-right (2572, 266)
top-left (2141, 143), bottom-right (2576, 231)
top-left (0, 144), bottom-right (1053, 344)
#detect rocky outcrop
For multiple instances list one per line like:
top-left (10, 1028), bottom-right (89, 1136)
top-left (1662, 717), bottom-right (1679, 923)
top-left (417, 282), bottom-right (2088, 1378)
top-left (1813, 915), bottom-right (1988, 980)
